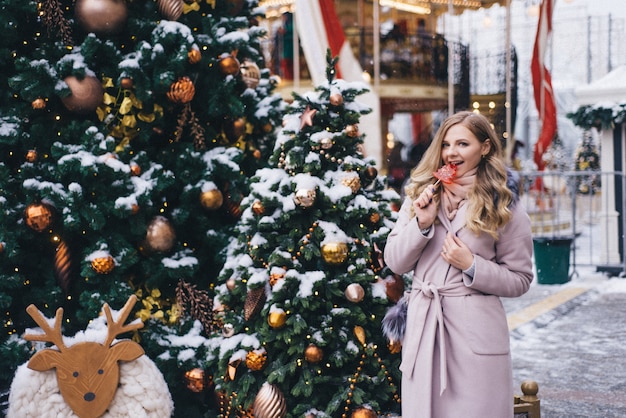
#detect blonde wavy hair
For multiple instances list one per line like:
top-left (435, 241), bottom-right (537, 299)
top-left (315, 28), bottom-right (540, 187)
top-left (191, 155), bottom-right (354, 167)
top-left (404, 111), bottom-right (513, 239)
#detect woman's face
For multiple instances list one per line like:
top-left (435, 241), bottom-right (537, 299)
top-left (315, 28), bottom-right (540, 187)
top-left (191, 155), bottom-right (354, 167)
top-left (440, 124), bottom-right (490, 178)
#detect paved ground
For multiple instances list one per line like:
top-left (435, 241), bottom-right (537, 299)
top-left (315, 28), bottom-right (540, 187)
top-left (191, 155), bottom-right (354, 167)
top-left (503, 267), bottom-right (626, 417)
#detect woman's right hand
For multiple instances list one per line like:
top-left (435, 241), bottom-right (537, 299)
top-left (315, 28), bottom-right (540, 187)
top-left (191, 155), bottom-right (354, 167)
top-left (413, 184), bottom-right (438, 229)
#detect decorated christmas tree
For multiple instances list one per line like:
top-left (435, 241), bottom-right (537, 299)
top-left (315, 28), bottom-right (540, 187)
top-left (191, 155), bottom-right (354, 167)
top-left (0, 0), bottom-right (284, 414)
top-left (203, 53), bottom-right (404, 417)
top-left (574, 130), bottom-right (601, 194)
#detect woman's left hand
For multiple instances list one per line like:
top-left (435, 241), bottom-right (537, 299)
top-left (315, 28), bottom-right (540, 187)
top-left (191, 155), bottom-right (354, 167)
top-left (441, 233), bottom-right (474, 270)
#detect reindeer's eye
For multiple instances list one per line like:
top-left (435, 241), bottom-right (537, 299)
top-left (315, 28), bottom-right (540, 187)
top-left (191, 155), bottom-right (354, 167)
top-left (73, 371), bottom-right (79, 377)
top-left (98, 369), bottom-right (104, 375)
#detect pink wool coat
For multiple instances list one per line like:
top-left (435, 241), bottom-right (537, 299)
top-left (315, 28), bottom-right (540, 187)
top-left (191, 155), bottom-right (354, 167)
top-left (384, 197), bottom-right (533, 418)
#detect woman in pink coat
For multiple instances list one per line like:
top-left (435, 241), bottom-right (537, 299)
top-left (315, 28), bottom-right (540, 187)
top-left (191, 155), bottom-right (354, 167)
top-left (384, 111), bottom-right (533, 417)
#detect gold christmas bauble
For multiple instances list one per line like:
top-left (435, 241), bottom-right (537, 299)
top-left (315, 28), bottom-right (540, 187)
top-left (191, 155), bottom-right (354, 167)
top-left (61, 75), bottom-right (104, 114)
top-left (166, 76), bottom-right (195, 104)
top-left (369, 211), bottom-right (380, 224)
top-left (388, 339), bottom-right (402, 354)
top-left (188, 48), bottom-right (202, 64)
top-left (253, 383), bottom-right (287, 418)
top-left (293, 188), bottom-right (316, 208)
top-left (341, 174), bottom-right (361, 193)
top-left (219, 54), bottom-right (240, 76)
top-left (321, 242), bottom-right (349, 265)
top-left (200, 189), bottom-right (224, 210)
top-left (329, 93), bottom-right (344, 106)
top-left (246, 350), bottom-right (267, 371)
top-left (267, 309), bottom-right (286, 329)
top-left (269, 268), bottom-right (286, 287)
top-left (344, 283), bottom-right (365, 303)
top-left (91, 254), bottom-right (115, 274)
top-left (184, 368), bottom-right (207, 393)
top-left (304, 344), bottom-right (323, 363)
top-left (75, 0), bottom-right (128, 35)
top-left (320, 136), bottom-right (333, 149)
top-left (24, 202), bottom-right (54, 232)
top-left (351, 406), bottom-right (377, 418)
top-left (31, 98), bottom-right (46, 110)
top-left (145, 216), bottom-right (176, 253)
top-left (157, 0), bottom-right (183, 20)
top-left (251, 200), bottom-right (265, 215)
top-left (241, 60), bottom-right (260, 89)
top-left (129, 163), bottom-right (141, 176)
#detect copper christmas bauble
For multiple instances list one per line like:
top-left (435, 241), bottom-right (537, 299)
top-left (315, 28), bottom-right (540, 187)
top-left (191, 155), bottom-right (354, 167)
top-left (246, 350), bottom-right (267, 371)
top-left (388, 339), bottom-right (402, 354)
top-left (145, 216), bottom-right (176, 253)
top-left (200, 189), bottom-right (224, 210)
top-left (365, 166), bottom-right (378, 180)
top-left (24, 202), bottom-right (54, 232)
top-left (219, 55), bottom-right (240, 76)
top-left (321, 242), bottom-right (349, 265)
top-left (241, 60), bottom-right (260, 89)
top-left (75, 0), bottom-right (128, 35)
top-left (253, 383), bottom-right (287, 418)
top-left (184, 368), bottom-right (206, 393)
top-left (329, 93), bottom-right (344, 106)
top-left (269, 269), bottom-right (285, 287)
top-left (157, 0), bottom-right (183, 20)
top-left (31, 98), bottom-right (46, 110)
top-left (25, 150), bottom-right (38, 163)
top-left (267, 309), bottom-right (286, 329)
top-left (341, 174), bottom-right (361, 193)
top-left (91, 254), bottom-right (115, 274)
top-left (293, 188), bottom-right (316, 208)
top-left (369, 211), bottom-right (380, 224)
top-left (344, 283), bottom-right (365, 303)
top-left (61, 75), bottom-right (104, 114)
top-left (166, 76), bottom-right (195, 104)
top-left (120, 77), bottom-right (134, 89)
top-left (304, 344), bottom-right (323, 363)
top-left (129, 162), bottom-right (141, 176)
top-left (351, 406), bottom-right (377, 418)
top-left (345, 124), bottom-right (359, 137)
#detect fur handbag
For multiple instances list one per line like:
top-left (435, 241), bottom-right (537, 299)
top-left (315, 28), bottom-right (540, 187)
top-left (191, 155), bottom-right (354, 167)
top-left (381, 293), bottom-right (408, 343)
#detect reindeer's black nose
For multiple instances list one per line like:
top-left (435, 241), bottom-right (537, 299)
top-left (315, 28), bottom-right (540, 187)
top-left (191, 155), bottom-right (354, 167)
top-left (84, 392), bottom-right (96, 402)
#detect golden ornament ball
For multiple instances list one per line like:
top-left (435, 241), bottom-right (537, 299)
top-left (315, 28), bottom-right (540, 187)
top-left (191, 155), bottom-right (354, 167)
top-left (369, 211), bottom-right (380, 224)
top-left (304, 344), bottom-right (323, 363)
top-left (166, 76), bottom-right (195, 104)
top-left (25, 150), bottom-right (38, 163)
top-left (188, 48), bottom-right (202, 64)
top-left (200, 189), bottom-right (224, 210)
top-left (251, 200), bottom-right (265, 215)
top-left (320, 136), bottom-right (333, 150)
top-left (253, 383), bottom-right (287, 418)
top-left (341, 174), bottom-right (361, 193)
top-left (267, 309), bottom-right (287, 329)
top-left (269, 269), bottom-right (285, 287)
top-left (219, 54), bottom-right (240, 76)
top-left (351, 406), bottom-right (378, 418)
top-left (329, 92), bottom-right (344, 106)
top-left (145, 215), bottom-right (176, 253)
top-left (91, 254), bottom-right (115, 274)
top-left (246, 350), bottom-right (267, 371)
top-left (388, 339), bottom-right (402, 354)
top-left (184, 368), bottom-right (207, 393)
top-left (345, 124), bottom-right (359, 137)
top-left (293, 188), bottom-right (316, 208)
top-left (321, 242), bottom-right (349, 265)
top-left (120, 77), bottom-right (134, 89)
top-left (157, 0), bottom-right (183, 20)
top-left (241, 60), bottom-right (261, 89)
top-left (24, 202), bottom-right (54, 232)
top-left (344, 283), bottom-right (365, 303)
top-left (31, 97), bottom-right (46, 110)
top-left (75, 0), bottom-right (128, 35)
top-left (61, 75), bottom-right (104, 114)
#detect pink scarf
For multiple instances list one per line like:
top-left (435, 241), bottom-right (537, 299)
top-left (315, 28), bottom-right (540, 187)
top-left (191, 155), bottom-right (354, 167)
top-left (440, 168), bottom-right (477, 220)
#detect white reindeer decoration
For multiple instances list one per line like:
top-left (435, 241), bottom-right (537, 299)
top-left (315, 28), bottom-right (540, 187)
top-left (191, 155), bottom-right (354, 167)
top-left (7, 295), bottom-right (173, 418)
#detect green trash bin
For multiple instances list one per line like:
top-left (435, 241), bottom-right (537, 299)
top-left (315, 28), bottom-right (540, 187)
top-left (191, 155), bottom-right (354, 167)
top-left (533, 237), bottom-right (573, 285)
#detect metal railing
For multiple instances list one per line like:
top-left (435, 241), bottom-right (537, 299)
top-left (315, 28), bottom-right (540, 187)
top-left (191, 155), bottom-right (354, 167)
top-left (517, 170), bottom-right (625, 277)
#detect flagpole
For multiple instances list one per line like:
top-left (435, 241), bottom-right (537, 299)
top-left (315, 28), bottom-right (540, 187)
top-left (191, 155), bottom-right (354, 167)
top-left (448, 0), bottom-right (454, 114)
top-left (505, 0), bottom-right (512, 164)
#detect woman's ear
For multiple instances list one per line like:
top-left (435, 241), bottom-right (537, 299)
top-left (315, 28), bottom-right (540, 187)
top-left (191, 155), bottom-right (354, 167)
top-left (481, 139), bottom-right (491, 156)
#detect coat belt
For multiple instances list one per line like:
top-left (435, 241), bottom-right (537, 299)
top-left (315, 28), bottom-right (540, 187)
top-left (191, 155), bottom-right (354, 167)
top-left (400, 280), bottom-right (480, 395)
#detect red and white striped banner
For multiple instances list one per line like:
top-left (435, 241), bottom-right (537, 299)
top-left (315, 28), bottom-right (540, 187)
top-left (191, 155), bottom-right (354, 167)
top-left (531, 0), bottom-right (557, 171)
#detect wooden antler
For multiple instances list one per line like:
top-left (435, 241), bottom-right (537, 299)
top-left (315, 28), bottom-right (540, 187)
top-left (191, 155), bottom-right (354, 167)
top-left (24, 305), bottom-right (67, 351)
top-left (103, 295), bottom-right (144, 347)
